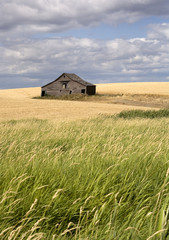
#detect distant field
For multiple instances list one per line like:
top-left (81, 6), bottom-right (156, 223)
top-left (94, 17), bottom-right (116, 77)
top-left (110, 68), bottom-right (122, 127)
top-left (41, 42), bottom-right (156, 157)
top-left (0, 84), bottom-right (159, 122)
top-left (96, 82), bottom-right (169, 95)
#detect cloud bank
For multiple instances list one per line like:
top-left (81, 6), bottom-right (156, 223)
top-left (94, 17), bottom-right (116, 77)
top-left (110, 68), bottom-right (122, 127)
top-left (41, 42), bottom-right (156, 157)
top-left (1, 0), bottom-right (169, 34)
top-left (0, 0), bottom-right (169, 88)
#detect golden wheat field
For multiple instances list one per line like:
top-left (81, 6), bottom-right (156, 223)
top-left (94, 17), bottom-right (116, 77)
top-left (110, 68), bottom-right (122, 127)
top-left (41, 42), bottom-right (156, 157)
top-left (96, 82), bottom-right (169, 95)
top-left (0, 82), bottom-right (168, 122)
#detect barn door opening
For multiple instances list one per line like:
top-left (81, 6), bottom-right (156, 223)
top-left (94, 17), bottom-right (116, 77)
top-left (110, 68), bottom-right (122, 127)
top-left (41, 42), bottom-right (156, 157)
top-left (81, 89), bottom-right (85, 94)
top-left (41, 90), bottom-right (45, 96)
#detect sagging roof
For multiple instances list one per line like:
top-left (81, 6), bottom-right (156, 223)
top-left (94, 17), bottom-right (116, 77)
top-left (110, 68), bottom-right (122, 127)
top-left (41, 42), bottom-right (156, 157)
top-left (42, 73), bottom-right (95, 88)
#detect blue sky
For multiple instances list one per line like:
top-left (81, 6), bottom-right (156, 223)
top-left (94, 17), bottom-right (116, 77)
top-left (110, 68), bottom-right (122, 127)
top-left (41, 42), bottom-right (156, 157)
top-left (33, 16), bottom-right (167, 40)
top-left (0, 0), bottom-right (169, 89)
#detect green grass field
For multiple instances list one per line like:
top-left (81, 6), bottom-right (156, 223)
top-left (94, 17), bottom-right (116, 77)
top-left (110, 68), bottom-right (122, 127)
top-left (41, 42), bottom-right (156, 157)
top-left (0, 114), bottom-right (169, 239)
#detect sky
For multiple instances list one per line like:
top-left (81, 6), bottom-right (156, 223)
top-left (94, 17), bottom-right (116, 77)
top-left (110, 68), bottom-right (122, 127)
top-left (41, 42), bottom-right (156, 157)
top-left (0, 0), bottom-right (169, 89)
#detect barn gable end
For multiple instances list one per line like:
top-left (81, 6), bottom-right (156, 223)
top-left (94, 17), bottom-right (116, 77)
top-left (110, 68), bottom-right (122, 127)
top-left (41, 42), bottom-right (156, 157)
top-left (41, 73), bottom-right (96, 97)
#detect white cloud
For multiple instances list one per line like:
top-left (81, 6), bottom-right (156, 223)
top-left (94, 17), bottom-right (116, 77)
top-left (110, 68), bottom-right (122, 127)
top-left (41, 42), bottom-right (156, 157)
top-left (1, 0), bottom-right (169, 36)
top-left (1, 25), bottom-right (169, 88)
top-left (148, 23), bottom-right (169, 40)
top-left (1, 1), bottom-right (169, 88)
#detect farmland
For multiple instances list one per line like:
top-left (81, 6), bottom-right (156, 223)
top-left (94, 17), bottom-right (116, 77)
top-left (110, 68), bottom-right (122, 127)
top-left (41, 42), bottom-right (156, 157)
top-left (1, 82), bottom-right (169, 122)
top-left (0, 82), bottom-right (169, 239)
top-left (0, 87), bottom-right (150, 122)
top-left (96, 82), bottom-right (169, 95)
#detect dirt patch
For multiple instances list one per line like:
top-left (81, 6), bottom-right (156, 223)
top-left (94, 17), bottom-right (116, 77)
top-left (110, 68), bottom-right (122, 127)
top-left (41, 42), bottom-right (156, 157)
top-left (38, 93), bottom-right (169, 109)
top-left (106, 94), bottom-right (169, 108)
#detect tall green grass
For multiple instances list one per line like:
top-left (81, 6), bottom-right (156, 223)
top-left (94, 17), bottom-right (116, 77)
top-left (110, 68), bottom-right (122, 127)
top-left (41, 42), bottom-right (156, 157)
top-left (117, 109), bottom-right (169, 119)
top-left (0, 117), bottom-right (169, 239)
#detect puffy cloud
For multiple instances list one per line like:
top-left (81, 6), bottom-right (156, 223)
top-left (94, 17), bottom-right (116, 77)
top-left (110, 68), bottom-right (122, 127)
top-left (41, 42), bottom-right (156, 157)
top-left (1, 23), bottom-right (169, 88)
top-left (1, 1), bottom-right (169, 88)
top-left (0, 0), bottom-right (169, 35)
top-left (148, 23), bottom-right (169, 40)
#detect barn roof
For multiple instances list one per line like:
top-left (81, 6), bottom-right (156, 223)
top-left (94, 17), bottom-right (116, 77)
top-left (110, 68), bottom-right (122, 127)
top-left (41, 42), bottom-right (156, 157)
top-left (42, 73), bottom-right (95, 88)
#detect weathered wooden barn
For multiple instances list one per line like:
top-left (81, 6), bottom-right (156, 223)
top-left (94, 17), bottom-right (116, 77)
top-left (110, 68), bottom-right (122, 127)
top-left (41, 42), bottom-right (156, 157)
top-left (41, 73), bottom-right (96, 97)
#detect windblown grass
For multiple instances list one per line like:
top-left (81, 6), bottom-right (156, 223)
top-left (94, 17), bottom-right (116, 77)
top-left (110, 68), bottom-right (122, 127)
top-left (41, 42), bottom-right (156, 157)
top-left (0, 117), bottom-right (169, 239)
top-left (117, 109), bottom-right (169, 119)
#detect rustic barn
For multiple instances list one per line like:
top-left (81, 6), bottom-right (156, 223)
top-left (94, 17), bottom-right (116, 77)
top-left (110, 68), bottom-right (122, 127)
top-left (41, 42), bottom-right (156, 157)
top-left (41, 73), bottom-right (96, 97)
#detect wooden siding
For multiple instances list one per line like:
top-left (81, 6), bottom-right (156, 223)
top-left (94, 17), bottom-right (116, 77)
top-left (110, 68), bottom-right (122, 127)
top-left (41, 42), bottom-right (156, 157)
top-left (86, 85), bottom-right (96, 95)
top-left (42, 74), bottom-right (96, 97)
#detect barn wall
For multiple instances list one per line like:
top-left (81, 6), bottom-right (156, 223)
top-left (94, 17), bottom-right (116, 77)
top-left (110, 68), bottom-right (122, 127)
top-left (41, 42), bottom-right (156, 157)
top-left (86, 85), bottom-right (96, 95)
top-left (42, 75), bottom-right (87, 96)
top-left (42, 74), bottom-right (96, 96)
